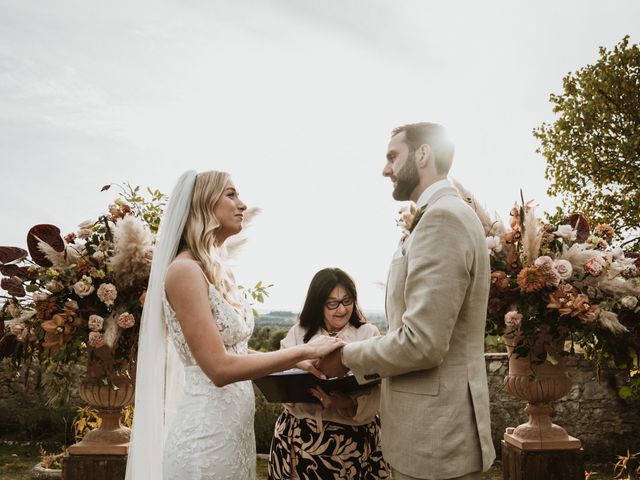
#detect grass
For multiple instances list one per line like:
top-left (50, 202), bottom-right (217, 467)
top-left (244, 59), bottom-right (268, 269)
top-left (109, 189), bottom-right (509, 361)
top-left (0, 443), bottom-right (40, 480)
top-left (0, 444), bottom-right (618, 480)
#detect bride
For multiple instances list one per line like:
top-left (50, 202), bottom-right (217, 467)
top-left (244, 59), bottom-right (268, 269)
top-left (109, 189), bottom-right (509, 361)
top-left (125, 170), bottom-right (344, 480)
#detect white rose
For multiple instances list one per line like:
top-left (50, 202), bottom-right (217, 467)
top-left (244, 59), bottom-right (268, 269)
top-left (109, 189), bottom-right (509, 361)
top-left (554, 225), bottom-right (577, 243)
top-left (31, 292), bottom-right (50, 302)
top-left (92, 251), bottom-right (106, 262)
top-left (620, 296), bottom-right (638, 310)
top-left (73, 275), bottom-right (95, 298)
top-left (486, 236), bottom-right (502, 252)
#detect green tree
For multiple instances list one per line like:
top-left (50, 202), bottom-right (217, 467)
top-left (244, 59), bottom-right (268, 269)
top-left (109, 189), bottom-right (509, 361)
top-left (534, 36), bottom-right (640, 246)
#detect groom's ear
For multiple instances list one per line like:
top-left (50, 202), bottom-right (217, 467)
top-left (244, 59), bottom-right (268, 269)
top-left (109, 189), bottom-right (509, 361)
top-left (416, 144), bottom-right (432, 168)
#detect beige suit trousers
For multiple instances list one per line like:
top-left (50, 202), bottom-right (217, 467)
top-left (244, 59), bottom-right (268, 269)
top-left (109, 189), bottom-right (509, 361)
top-left (391, 468), bottom-right (481, 480)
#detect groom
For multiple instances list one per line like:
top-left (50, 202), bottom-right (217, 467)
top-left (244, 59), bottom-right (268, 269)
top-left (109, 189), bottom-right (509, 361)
top-left (318, 122), bottom-right (495, 479)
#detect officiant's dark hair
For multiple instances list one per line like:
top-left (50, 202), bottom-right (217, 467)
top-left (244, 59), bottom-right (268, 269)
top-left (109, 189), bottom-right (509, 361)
top-left (392, 122), bottom-right (454, 175)
top-left (299, 268), bottom-right (366, 343)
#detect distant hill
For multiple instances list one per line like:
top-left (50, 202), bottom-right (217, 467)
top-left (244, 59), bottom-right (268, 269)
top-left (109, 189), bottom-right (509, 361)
top-left (256, 310), bottom-right (387, 332)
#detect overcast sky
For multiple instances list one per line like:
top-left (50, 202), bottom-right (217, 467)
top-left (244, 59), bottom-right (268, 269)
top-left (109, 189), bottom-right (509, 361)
top-left (2, 1), bottom-right (639, 311)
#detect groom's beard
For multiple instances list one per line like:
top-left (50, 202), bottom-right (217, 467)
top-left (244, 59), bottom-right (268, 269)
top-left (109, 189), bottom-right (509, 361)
top-left (392, 153), bottom-right (419, 201)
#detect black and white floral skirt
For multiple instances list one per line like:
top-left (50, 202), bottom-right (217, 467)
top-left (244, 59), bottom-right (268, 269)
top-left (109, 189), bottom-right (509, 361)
top-left (268, 410), bottom-right (390, 480)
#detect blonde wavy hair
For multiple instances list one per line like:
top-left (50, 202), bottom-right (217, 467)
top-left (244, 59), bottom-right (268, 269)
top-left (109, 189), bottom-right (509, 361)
top-left (181, 170), bottom-right (241, 308)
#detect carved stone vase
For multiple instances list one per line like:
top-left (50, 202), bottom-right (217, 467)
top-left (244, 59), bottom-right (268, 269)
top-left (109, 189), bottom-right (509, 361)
top-left (67, 345), bottom-right (135, 455)
top-left (503, 334), bottom-right (581, 451)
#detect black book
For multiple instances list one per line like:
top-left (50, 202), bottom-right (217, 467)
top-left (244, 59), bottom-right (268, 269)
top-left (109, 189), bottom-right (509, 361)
top-left (252, 368), bottom-right (380, 404)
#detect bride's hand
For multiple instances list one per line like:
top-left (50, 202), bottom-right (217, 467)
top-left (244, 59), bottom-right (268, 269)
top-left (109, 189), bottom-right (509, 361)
top-left (304, 335), bottom-right (345, 359)
top-left (296, 359), bottom-right (327, 380)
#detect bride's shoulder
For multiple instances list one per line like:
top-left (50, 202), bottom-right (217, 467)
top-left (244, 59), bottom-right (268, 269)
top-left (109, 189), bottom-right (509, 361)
top-left (166, 257), bottom-right (207, 287)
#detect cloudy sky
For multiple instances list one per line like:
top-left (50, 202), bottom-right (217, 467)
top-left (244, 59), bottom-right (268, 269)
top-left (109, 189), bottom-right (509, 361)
top-left (2, 1), bottom-right (639, 311)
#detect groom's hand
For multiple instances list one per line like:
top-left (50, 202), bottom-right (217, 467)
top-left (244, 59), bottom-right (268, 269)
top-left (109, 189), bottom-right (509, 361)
top-left (316, 347), bottom-right (350, 378)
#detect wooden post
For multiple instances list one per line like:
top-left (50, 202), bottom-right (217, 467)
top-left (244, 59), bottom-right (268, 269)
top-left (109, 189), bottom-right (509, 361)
top-left (502, 440), bottom-right (585, 480)
top-left (62, 454), bottom-right (127, 480)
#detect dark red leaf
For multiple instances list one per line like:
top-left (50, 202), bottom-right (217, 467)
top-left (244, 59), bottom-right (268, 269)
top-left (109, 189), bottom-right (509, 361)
top-left (0, 276), bottom-right (26, 297)
top-left (0, 247), bottom-right (28, 265)
top-left (101, 184), bottom-right (111, 192)
top-left (0, 265), bottom-right (36, 280)
top-left (27, 224), bottom-right (64, 267)
top-left (562, 213), bottom-right (590, 243)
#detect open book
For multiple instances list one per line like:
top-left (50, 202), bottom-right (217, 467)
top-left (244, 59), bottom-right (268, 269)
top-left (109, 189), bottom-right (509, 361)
top-left (253, 368), bottom-right (381, 403)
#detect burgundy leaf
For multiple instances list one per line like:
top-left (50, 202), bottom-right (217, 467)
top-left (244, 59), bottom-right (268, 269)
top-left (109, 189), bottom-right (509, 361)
top-left (562, 213), bottom-right (590, 243)
top-left (0, 276), bottom-right (26, 297)
top-left (101, 184), bottom-right (111, 192)
top-left (27, 224), bottom-right (64, 267)
top-left (0, 246), bottom-right (28, 265)
top-left (0, 265), bottom-right (35, 280)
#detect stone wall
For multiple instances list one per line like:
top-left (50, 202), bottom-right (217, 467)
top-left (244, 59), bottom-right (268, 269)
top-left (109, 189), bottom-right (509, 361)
top-left (2, 356), bottom-right (638, 459)
top-left (485, 353), bottom-right (640, 460)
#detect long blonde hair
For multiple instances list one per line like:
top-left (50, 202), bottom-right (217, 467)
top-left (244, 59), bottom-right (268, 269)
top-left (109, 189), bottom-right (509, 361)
top-left (181, 170), bottom-right (241, 308)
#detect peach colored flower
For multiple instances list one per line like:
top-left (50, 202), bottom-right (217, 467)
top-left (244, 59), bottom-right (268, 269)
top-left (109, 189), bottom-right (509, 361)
top-left (88, 314), bottom-right (104, 331)
top-left (97, 283), bottom-right (118, 306)
top-left (491, 271), bottom-right (510, 290)
top-left (594, 223), bottom-right (614, 242)
top-left (65, 300), bottom-right (79, 311)
top-left (41, 312), bottom-right (82, 352)
top-left (117, 312), bottom-right (135, 329)
top-left (88, 331), bottom-right (106, 348)
top-left (517, 266), bottom-right (546, 293)
top-left (9, 321), bottom-right (26, 336)
top-left (543, 269), bottom-right (561, 287)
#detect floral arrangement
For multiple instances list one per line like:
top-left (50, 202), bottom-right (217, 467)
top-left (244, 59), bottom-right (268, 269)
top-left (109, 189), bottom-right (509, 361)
top-left (0, 184), bottom-right (166, 382)
top-left (397, 182), bottom-right (640, 397)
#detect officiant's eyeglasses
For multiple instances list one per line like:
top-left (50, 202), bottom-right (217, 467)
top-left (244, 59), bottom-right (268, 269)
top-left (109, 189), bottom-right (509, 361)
top-left (324, 297), bottom-right (354, 310)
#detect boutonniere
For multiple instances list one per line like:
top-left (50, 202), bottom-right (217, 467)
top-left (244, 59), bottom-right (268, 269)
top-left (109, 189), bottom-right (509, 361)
top-left (396, 204), bottom-right (427, 243)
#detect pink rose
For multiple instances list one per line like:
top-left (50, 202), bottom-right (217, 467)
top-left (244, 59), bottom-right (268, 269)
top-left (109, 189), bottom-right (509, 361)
top-left (584, 257), bottom-right (606, 277)
top-left (554, 260), bottom-right (573, 280)
top-left (504, 311), bottom-right (523, 328)
top-left (77, 228), bottom-right (92, 239)
top-left (88, 314), bottom-right (104, 331)
top-left (97, 283), bottom-right (118, 306)
top-left (117, 312), bottom-right (135, 329)
top-left (88, 331), bottom-right (105, 348)
top-left (534, 256), bottom-right (554, 273)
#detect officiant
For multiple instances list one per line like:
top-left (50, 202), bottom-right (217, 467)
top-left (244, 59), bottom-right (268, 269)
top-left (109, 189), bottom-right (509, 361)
top-left (267, 268), bottom-right (390, 480)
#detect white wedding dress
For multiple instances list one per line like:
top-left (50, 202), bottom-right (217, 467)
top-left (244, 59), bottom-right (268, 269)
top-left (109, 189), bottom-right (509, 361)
top-left (162, 282), bottom-right (256, 480)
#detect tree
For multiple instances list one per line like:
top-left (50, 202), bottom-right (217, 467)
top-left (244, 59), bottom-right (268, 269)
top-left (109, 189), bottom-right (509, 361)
top-left (534, 36), bottom-right (640, 246)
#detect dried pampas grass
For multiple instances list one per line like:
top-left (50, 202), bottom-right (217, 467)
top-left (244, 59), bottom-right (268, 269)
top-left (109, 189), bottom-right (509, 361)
top-left (452, 179), bottom-right (505, 236)
top-left (226, 207), bottom-right (261, 259)
top-left (597, 309), bottom-right (629, 334)
top-left (38, 240), bottom-right (80, 268)
top-left (522, 207), bottom-right (542, 266)
top-left (109, 216), bottom-right (153, 287)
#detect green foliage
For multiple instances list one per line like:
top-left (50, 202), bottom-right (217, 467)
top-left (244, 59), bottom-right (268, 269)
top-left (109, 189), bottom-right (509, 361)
top-left (249, 326), bottom-right (288, 352)
top-left (238, 281), bottom-right (274, 319)
top-left (116, 183), bottom-right (168, 235)
top-left (534, 36), bottom-right (640, 247)
top-left (253, 390), bottom-right (282, 454)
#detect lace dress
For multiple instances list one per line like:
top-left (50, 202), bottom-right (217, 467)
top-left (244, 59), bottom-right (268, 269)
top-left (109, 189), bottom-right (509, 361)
top-left (162, 283), bottom-right (256, 480)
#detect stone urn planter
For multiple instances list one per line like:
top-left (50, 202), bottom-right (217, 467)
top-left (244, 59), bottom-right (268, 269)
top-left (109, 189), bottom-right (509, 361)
top-left (67, 345), bottom-right (135, 455)
top-left (503, 334), bottom-right (581, 450)
top-left (31, 463), bottom-right (62, 480)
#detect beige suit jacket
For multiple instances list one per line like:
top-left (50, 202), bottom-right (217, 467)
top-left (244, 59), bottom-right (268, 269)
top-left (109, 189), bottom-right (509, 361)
top-left (342, 187), bottom-right (495, 479)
